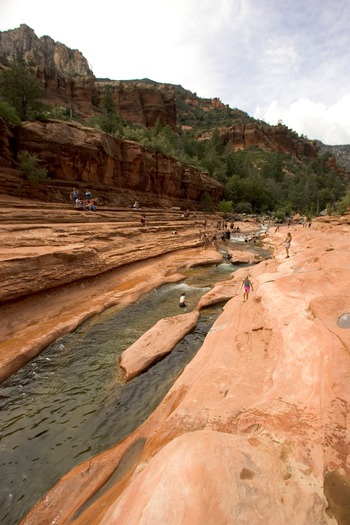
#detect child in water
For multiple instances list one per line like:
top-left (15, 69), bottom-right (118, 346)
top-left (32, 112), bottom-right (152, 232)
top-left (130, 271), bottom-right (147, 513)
top-left (179, 293), bottom-right (188, 308)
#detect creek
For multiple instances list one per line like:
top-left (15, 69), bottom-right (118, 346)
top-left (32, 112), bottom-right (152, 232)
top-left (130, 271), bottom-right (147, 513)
top-left (0, 239), bottom-right (270, 525)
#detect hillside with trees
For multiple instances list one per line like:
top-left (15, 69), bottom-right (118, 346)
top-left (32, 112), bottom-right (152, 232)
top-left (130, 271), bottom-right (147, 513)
top-left (0, 44), bottom-right (349, 217)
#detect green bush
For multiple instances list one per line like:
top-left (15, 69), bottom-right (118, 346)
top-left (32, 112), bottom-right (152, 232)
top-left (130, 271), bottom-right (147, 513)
top-left (219, 200), bottom-right (233, 213)
top-left (48, 105), bottom-right (72, 120)
top-left (235, 201), bottom-right (253, 214)
top-left (273, 209), bottom-right (287, 221)
top-left (0, 100), bottom-right (21, 125)
top-left (18, 150), bottom-right (49, 185)
top-left (336, 192), bottom-right (350, 215)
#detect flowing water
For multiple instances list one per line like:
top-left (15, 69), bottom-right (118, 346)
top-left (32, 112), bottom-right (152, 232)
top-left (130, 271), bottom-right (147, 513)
top-left (0, 240), bottom-right (268, 525)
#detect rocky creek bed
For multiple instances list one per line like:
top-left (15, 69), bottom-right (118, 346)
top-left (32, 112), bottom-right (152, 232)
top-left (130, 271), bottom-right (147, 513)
top-left (1, 203), bottom-right (350, 525)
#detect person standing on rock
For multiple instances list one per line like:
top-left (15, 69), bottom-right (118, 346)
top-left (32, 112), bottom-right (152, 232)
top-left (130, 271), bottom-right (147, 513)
top-left (241, 275), bottom-right (253, 302)
top-left (71, 188), bottom-right (78, 204)
top-left (140, 214), bottom-right (146, 227)
top-left (283, 232), bottom-right (292, 258)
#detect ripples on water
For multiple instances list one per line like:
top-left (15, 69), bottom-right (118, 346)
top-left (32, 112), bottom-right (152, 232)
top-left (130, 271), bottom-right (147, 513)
top-left (0, 263), bottom-right (238, 525)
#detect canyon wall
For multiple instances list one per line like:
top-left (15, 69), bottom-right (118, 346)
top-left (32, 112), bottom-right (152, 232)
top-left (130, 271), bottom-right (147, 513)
top-left (0, 25), bottom-right (178, 126)
top-left (0, 118), bottom-right (223, 207)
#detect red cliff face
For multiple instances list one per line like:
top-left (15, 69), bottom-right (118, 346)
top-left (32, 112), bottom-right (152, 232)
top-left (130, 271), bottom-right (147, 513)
top-left (93, 81), bottom-right (177, 128)
top-left (218, 123), bottom-right (319, 158)
top-left (0, 24), bottom-right (96, 117)
top-left (0, 25), bottom-right (177, 127)
top-left (10, 120), bottom-right (223, 207)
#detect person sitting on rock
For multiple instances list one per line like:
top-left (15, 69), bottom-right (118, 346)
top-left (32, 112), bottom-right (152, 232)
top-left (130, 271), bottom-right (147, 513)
top-left (75, 198), bottom-right (84, 211)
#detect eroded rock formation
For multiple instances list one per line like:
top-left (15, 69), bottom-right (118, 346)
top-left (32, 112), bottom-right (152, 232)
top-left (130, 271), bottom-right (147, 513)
top-left (0, 24), bottom-right (95, 116)
top-left (17, 217), bottom-right (350, 525)
top-left (218, 122), bottom-right (319, 157)
top-left (0, 118), bottom-right (223, 207)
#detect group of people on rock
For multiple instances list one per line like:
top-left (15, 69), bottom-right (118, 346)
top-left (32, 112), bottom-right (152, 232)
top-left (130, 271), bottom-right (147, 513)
top-left (70, 188), bottom-right (97, 212)
top-left (200, 232), bottom-right (217, 249)
top-left (214, 221), bottom-right (240, 233)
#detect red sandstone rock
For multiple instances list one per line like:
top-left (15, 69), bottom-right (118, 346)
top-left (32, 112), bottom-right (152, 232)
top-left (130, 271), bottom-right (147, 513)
top-left (10, 120), bottom-right (223, 208)
top-left (2, 214), bottom-right (348, 525)
top-left (119, 310), bottom-right (200, 381)
top-left (19, 219), bottom-right (350, 525)
top-left (99, 430), bottom-right (329, 525)
top-left (218, 122), bottom-right (318, 158)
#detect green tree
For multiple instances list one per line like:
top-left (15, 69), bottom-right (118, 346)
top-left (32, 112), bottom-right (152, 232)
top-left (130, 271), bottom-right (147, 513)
top-left (88, 86), bottom-right (124, 135)
top-left (0, 100), bottom-right (21, 125)
top-left (219, 200), bottom-right (233, 213)
top-left (0, 60), bottom-right (44, 120)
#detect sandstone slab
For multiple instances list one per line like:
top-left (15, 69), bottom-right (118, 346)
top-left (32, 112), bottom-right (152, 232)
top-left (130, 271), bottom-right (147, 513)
top-left (119, 310), bottom-right (200, 381)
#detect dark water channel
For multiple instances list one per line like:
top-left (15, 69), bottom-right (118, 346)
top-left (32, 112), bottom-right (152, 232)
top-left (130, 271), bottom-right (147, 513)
top-left (0, 241), bottom-right (267, 525)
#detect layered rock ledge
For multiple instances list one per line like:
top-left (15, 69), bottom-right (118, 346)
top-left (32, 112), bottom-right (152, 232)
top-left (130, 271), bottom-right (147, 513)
top-left (0, 196), bottom-right (231, 383)
top-left (18, 215), bottom-right (350, 525)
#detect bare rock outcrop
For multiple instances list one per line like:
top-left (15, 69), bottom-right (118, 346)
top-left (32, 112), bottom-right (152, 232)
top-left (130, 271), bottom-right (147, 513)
top-left (0, 24), bottom-right (95, 116)
top-left (94, 80), bottom-right (177, 128)
top-left (0, 202), bottom-right (224, 304)
top-left (0, 25), bottom-right (178, 126)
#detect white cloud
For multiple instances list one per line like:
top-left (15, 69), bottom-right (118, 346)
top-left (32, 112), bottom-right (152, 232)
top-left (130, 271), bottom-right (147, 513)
top-left (255, 95), bottom-right (350, 145)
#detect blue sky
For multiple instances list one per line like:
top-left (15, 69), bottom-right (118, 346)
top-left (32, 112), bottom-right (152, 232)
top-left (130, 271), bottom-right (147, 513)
top-left (1, 0), bottom-right (350, 145)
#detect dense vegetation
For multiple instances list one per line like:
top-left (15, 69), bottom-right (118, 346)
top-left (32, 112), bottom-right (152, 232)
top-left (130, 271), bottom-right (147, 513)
top-left (87, 86), bottom-right (348, 217)
top-left (1, 62), bottom-right (349, 217)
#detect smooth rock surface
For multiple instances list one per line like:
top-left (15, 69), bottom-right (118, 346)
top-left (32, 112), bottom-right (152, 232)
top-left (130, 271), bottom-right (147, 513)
top-left (119, 310), bottom-right (200, 381)
top-left (9, 215), bottom-right (350, 525)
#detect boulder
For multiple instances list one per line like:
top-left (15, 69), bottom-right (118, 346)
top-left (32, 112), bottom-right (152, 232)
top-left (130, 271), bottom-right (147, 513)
top-left (120, 310), bottom-right (200, 381)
